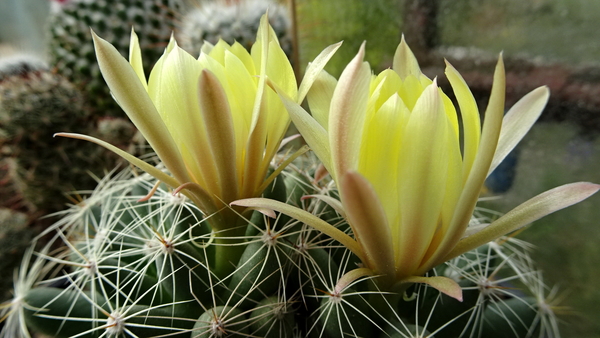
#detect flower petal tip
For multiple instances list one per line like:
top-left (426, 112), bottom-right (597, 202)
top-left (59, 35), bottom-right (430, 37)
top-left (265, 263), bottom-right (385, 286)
top-left (230, 199), bottom-right (277, 218)
top-left (401, 276), bottom-right (463, 302)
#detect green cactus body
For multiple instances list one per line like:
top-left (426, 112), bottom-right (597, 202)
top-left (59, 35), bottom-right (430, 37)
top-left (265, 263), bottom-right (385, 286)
top-left (0, 164), bottom-right (561, 338)
top-left (24, 287), bottom-right (194, 338)
top-left (480, 297), bottom-right (540, 338)
top-left (23, 288), bottom-right (111, 338)
top-left (378, 322), bottom-right (433, 338)
top-left (193, 305), bottom-right (249, 338)
top-left (318, 288), bottom-right (374, 338)
top-left (225, 240), bottom-right (282, 310)
top-left (249, 296), bottom-right (295, 338)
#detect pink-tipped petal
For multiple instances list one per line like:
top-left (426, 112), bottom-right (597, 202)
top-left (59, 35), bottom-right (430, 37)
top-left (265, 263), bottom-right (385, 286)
top-left (341, 172), bottom-right (396, 284)
top-left (333, 268), bottom-right (374, 295)
top-left (198, 69), bottom-right (239, 203)
top-left (329, 42), bottom-right (371, 177)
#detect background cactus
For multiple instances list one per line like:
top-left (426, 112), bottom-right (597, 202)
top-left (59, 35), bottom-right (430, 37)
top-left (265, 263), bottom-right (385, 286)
top-left (0, 56), bottom-right (111, 213)
top-left (177, 0), bottom-right (292, 56)
top-left (0, 208), bottom-right (31, 303)
top-left (0, 161), bottom-right (561, 338)
top-left (48, 0), bottom-right (182, 116)
top-left (0, 0), bottom-right (183, 213)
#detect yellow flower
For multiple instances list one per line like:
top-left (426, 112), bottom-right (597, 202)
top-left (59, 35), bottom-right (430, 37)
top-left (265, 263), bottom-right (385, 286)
top-left (234, 38), bottom-right (599, 299)
top-left (56, 15), bottom-right (341, 276)
top-left (58, 15), bottom-right (339, 228)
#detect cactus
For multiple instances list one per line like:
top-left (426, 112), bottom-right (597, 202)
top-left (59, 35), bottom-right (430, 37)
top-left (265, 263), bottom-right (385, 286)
top-left (1, 10), bottom-right (594, 338)
top-left (0, 208), bottom-right (31, 303)
top-left (0, 56), bottom-right (111, 213)
top-left (0, 164), bottom-right (563, 338)
top-left (177, 0), bottom-right (292, 56)
top-left (48, 0), bottom-right (182, 116)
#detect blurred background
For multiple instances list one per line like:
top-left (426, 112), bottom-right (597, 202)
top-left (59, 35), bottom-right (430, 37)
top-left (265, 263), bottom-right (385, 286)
top-left (1, 0), bottom-right (599, 336)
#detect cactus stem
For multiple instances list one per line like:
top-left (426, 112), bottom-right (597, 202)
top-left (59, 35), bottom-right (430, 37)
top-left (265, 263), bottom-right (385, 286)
top-left (212, 226), bottom-right (250, 279)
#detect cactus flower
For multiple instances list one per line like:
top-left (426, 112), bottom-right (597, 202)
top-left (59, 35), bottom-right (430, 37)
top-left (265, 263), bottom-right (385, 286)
top-left (233, 38), bottom-right (599, 299)
top-left (56, 15), bottom-right (340, 276)
top-left (57, 15), bottom-right (340, 232)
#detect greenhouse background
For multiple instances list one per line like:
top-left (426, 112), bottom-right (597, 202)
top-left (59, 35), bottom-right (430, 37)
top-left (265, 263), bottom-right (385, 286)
top-left (1, 0), bottom-right (599, 337)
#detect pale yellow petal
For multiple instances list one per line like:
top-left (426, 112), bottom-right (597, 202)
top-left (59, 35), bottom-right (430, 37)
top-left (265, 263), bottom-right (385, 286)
top-left (488, 86), bottom-right (549, 176)
top-left (230, 41), bottom-right (256, 75)
top-left (250, 14), bottom-right (270, 75)
top-left (433, 55), bottom-right (506, 264)
top-left (222, 50), bottom-right (257, 182)
top-left (398, 74), bottom-right (424, 111)
top-left (156, 45), bottom-right (218, 193)
top-left (329, 42), bottom-right (371, 178)
top-left (306, 69), bottom-right (337, 131)
top-left (128, 28), bottom-right (147, 90)
top-left (207, 39), bottom-right (230, 65)
top-left (340, 171), bottom-right (396, 286)
top-left (200, 40), bottom-right (214, 55)
top-left (418, 116), bottom-right (463, 272)
top-left (395, 82), bottom-right (449, 277)
top-left (393, 35), bottom-right (422, 80)
top-left (275, 84), bottom-right (333, 177)
top-left (242, 91), bottom-right (269, 197)
top-left (266, 40), bottom-right (297, 98)
top-left (445, 61), bottom-right (481, 183)
top-left (358, 93), bottom-right (407, 232)
top-left (91, 31), bottom-right (190, 185)
top-left (371, 69), bottom-right (402, 113)
top-left (198, 69), bottom-right (239, 204)
top-left (297, 41), bottom-right (342, 103)
top-left (442, 182), bottom-right (600, 263)
top-left (440, 90), bottom-right (459, 139)
top-left (248, 14), bottom-right (270, 135)
top-left (261, 86), bottom-right (291, 176)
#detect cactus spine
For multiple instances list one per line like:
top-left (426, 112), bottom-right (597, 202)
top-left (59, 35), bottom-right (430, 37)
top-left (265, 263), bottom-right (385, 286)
top-left (0, 164), bottom-right (561, 337)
